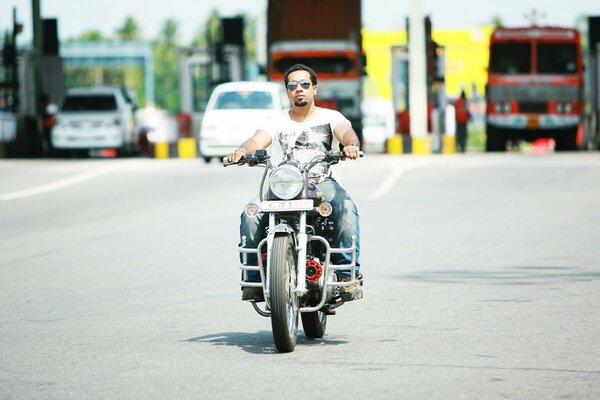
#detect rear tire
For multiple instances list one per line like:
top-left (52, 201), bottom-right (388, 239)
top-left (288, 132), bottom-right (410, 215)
top-left (554, 128), bottom-right (578, 151)
top-left (270, 234), bottom-right (299, 353)
top-left (302, 311), bottom-right (327, 339)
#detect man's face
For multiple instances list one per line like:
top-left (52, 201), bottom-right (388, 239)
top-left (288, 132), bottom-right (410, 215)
top-left (286, 70), bottom-right (316, 108)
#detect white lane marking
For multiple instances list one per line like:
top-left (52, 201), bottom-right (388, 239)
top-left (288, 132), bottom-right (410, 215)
top-left (368, 163), bottom-right (406, 200)
top-left (368, 157), bottom-right (445, 200)
top-left (0, 166), bottom-right (118, 201)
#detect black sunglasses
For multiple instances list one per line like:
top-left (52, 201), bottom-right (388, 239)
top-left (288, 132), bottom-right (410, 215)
top-left (286, 79), bottom-right (311, 90)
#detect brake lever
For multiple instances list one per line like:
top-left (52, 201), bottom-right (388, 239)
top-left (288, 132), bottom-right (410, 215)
top-left (222, 156), bottom-right (246, 167)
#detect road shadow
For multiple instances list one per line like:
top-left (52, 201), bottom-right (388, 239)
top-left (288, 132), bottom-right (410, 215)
top-left (185, 331), bottom-right (349, 354)
top-left (400, 265), bottom-right (600, 285)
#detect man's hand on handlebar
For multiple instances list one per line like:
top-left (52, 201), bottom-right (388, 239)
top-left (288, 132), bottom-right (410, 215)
top-left (342, 143), bottom-right (361, 160)
top-left (227, 148), bottom-right (246, 164)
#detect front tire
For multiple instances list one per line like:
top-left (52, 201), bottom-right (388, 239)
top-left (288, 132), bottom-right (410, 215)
top-left (270, 234), bottom-right (299, 353)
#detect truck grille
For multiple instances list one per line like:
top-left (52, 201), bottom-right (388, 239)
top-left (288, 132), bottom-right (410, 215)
top-left (488, 85), bottom-right (580, 102)
top-left (518, 102), bottom-right (547, 113)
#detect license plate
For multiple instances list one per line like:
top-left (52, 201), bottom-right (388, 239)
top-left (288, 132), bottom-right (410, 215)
top-left (261, 199), bottom-right (313, 212)
top-left (526, 116), bottom-right (540, 129)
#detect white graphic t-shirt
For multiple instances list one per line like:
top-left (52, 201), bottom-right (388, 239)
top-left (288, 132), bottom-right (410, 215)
top-left (262, 107), bottom-right (351, 183)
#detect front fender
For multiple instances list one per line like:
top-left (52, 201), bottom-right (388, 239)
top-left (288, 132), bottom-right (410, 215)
top-left (268, 223), bottom-right (298, 265)
top-left (270, 223), bottom-right (295, 236)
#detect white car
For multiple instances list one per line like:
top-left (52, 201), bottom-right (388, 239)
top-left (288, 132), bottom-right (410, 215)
top-left (51, 86), bottom-right (137, 155)
top-left (198, 81), bottom-right (290, 162)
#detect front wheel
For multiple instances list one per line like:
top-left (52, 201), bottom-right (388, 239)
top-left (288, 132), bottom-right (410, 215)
top-left (270, 234), bottom-right (299, 353)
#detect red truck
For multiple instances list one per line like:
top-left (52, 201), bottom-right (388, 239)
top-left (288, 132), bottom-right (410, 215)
top-left (486, 26), bottom-right (584, 151)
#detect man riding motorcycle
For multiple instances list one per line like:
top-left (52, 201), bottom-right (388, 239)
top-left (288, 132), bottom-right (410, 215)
top-left (227, 63), bottom-right (363, 303)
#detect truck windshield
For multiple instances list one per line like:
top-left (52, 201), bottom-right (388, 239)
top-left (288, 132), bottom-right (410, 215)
top-left (274, 56), bottom-right (355, 75)
top-left (537, 43), bottom-right (577, 74)
top-left (490, 43), bottom-right (531, 74)
top-left (61, 95), bottom-right (117, 112)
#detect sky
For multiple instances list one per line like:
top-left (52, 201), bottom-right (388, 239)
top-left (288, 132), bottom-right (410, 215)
top-left (2, 0), bottom-right (600, 45)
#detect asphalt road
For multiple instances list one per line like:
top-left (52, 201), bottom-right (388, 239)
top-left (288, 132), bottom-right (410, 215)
top-left (1, 153), bottom-right (599, 399)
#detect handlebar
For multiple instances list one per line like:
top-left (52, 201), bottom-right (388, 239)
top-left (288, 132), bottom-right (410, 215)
top-left (223, 149), bottom-right (363, 168)
top-left (222, 149), bottom-right (270, 167)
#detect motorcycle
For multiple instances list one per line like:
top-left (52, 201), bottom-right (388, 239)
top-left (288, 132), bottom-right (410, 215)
top-left (223, 149), bottom-right (362, 353)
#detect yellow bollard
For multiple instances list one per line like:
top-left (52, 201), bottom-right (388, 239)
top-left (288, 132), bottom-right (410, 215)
top-left (177, 138), bottom-right (197, 159)
top-left (154, 142), bottom-right (170, 159)
top-left (412, 137), bottom-right (432, 155)
top-left (442, 135), bottom-right (456, 154)
top-left (386, 135), bottom-right (403, 154)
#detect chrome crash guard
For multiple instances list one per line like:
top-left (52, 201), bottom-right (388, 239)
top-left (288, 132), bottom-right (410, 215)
top-left (239, 229), bottom-right (357, 317)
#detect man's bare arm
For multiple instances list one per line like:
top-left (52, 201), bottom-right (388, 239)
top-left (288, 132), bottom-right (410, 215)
top-left (334, 122), bottom-right (361, 159)
top-left (227, 130), bottom-right (272, 163)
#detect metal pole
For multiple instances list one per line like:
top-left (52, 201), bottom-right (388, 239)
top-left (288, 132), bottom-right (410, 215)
top-left (408, 0), bottom-right (430, 154)
top-left (12, 8), bottom-right (20, 113)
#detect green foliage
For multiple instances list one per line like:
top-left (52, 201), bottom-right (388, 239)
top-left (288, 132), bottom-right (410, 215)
top-left (191, 9), bottom-right (220, 47)
top-left (467, 124), bottom-right (486, 151)
top-left (153, 19), bottom-right (181, 111)
top-left (245, 16), bottom-right (257, 62)
top-left (115, 16), bottom-right (142, 41)
top-left (491, 15), bottom-right (503, 28)
top-left (78, 30), bottom-right (107, 41)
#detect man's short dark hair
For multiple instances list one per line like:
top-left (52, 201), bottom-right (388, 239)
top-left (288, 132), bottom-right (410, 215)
top-left (284, 64), bottom-right (318, 87)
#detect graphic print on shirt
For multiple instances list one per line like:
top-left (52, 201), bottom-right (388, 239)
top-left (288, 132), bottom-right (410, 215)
top-left (278, 123), bottom-right (332, 183)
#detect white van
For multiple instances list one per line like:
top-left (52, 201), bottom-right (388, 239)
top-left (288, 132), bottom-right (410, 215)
top-left (51, 86), bottom-right (136, 155)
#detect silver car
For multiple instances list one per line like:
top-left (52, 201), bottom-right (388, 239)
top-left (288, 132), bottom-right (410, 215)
top-left (51, 86), bottom-right (136, 155)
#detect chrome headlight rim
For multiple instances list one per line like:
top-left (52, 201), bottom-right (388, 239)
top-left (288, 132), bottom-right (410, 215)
top-left (269, 164), bottom-right (304, 200)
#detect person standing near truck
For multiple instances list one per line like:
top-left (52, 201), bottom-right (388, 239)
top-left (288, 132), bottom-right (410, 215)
top-left (454, 90), bottom-right (470, 153)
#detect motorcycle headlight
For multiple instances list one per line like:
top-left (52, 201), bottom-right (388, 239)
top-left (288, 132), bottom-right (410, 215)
top-left (269, 165), bottom-right (303, 200)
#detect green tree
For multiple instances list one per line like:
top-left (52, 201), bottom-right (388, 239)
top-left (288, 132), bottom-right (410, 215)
top-left (244, 15), bottom-right (257, 63)
top-left (191, 9), bottom-right (221, 47)
top-left (491, 15), bottom-right (504, 28)
top-left (153, 19), bottom-right (181, 111)
top-left (78, 30), bottom-right (107, 41)
top-left (115, 16), bottom-right (145, 104)
top-left (115, 16), bottom-right (142, 41)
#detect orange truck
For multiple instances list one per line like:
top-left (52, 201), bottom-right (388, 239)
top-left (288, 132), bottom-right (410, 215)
top-left (485, 26), bottom-right (584, 151)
